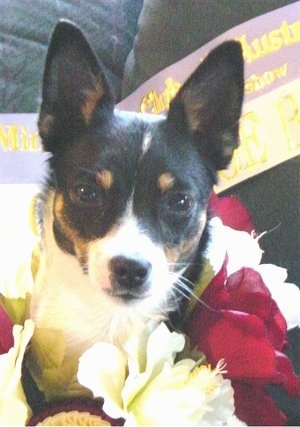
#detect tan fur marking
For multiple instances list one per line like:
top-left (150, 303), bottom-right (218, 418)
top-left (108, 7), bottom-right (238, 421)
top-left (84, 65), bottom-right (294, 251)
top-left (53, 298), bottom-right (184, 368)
top-left (96, 169), bottom-right (114, 191)
top-left (38, 113), bottom-right (55, 138)
top-left (181, 89), bottom-right (205, 131)
top-left (53, 193), bottom-right (89, 264)
top-left (157, 173), bottom-right (175, 193)
top-left (81, 74), bottom-right (105, 124)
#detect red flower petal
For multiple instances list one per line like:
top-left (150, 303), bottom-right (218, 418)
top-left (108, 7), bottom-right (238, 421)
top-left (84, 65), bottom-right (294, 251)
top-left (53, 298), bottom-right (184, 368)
top-left (273, 351), bottom-right (300, 397)
top-left (232, 381), bottom-right (287, 425)
top-left (202, 267), bottom-right (288, 352)
top-left (209, 193), bottom-right (254, 233)
top-left (265, 300), bottom-right (288, 351)
top-left (0, 306), bottom-right (14, 354)
top-left (226, 268), bottom-right (272, 318)
top-left (226, 268), bottom-right (287, 350)
top-left (186, 306), bottom-right (277, 380)
top-left (186, 304), bottom-right (300, 397)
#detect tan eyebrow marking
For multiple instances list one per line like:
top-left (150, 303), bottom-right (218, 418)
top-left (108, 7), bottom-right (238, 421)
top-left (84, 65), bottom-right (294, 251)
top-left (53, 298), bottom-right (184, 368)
top-left (96, 169), bottom-right (114, 191)
top-left (157, 172), bottom-right (175, 193)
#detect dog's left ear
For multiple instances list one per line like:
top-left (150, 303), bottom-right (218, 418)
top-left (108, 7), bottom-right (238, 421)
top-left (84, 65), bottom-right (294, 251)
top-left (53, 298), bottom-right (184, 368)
top-left (38, 20), bottom-right (113, 152)
top-left (168, 41), bottom-right (244, 170)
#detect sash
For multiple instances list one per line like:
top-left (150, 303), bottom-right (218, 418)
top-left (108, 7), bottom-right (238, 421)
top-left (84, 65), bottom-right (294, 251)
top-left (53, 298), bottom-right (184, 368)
top-left (1, 2), bottom-right (299, 191)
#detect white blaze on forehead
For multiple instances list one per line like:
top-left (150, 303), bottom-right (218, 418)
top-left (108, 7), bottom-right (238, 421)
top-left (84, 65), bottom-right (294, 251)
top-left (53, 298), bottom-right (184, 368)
top-left (141, 131), bottom-right (153, 157)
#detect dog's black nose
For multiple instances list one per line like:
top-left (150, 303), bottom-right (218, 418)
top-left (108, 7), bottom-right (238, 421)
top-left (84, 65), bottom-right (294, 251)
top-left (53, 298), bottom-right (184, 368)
top-left (109, 256), bottom-right (151, 289)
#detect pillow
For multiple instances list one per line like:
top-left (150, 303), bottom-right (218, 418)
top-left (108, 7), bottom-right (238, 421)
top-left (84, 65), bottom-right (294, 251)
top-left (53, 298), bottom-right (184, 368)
top-left (0, 0), bottom-right (143, 113)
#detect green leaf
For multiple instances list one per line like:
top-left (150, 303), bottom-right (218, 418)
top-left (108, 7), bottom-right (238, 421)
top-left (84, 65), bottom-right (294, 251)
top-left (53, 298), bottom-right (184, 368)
top-left (0, 293), bottom-right (30, 325)
top-left (184, 258), bottom-right (215, 321)
top-left (26, 327), bottom-right (91, 400)
top-left (30, 328), bottom-right (66, 369)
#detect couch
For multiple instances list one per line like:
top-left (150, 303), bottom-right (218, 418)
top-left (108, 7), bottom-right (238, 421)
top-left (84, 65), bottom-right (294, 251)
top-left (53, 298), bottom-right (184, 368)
top-left (1, 0), bottom-right (299, 424)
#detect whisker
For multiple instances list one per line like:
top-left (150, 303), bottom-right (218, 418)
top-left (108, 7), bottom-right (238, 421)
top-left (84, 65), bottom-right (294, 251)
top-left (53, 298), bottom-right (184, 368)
top-left (168, 261), bottom-right (203, 270)
top-left (168, 271), bottom-right (211, 310)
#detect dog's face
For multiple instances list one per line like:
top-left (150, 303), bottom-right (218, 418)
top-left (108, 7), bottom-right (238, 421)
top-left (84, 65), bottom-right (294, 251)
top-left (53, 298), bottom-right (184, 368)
top-left (35, 21), bottom-right (244, 342)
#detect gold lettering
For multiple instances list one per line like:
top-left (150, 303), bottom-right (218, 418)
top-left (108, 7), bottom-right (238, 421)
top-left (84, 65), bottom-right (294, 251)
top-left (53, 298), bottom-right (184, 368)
top-left (268, 29), bottom-right (285, 51)
top-left (238, 19), bottom-right (300, 64)
top-left (273, 63), bottom-right (288, 78)
top-left (277, 93), bottom-right (300, 150)
top-left (20, 127), bottom-right (29, 150)
top-left (291, 21), bottom-right (300, 40)
top-left (0, 124), bottom-right (41, 151)
top-left (239, 112), bottom-right (268, 165)
top-left (245, 63), bottom-right (288, 95)
top-left (140, 77), bottom-right (181, 114)
top-left (153, 91), bottom-right (166, 114)
top-left (281, 20), bottom-right (298, 45)
top-left (251, 36), bottom-right (271, 60)
top-left (220, 112), bottom-right (268, 181)
top-left (0, 125), bottom-right (19, 150)
top-left (30, 132), bottom-right (39, 150)
top-left (164, 77), bottom-right (181, 104)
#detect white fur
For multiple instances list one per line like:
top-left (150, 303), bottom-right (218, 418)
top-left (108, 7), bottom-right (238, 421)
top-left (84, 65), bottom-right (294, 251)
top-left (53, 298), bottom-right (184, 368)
top-left (141, 131), bottom-right (153, 157)
top-left (30, 193), bottom-right (178, 358)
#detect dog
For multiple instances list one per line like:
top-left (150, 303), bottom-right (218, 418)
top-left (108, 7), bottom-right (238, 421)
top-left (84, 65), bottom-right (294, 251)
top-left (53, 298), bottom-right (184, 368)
top-left (29, 20), bottom-right (244, 395)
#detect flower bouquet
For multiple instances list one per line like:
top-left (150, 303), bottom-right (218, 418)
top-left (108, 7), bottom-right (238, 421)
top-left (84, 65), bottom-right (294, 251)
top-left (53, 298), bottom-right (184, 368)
top-left (1, 194), bottom-right (299, 426)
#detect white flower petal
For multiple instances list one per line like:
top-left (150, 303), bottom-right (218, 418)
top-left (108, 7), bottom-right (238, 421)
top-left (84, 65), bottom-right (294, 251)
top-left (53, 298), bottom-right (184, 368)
top-left (122, 322), bottom-right (185, 411)
top-left (204, 218), bottom-right (227, 274)
top-left (0, 185), bottom-right (39, 299)
top-left (205, 217), bottom-right (263, 276)
top-left (76, 321), bottom-right (240, 426)
top-left (78, 342), bottom-right (127, 419)
top-left (128, 358), bottom-right (237, 426)
top-left (224, 227), bottom-right (263, 275)
top-left (0, 319), bottom-right (34, 425)
top-left (257, 264), bottom-right (300, 329)
top-left (0, 395), bottom-right (29, 426)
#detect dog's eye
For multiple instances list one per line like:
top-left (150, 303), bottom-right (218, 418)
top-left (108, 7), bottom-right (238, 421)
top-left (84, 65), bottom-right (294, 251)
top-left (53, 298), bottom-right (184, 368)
top-left (71, 184), bottom-right (102, 204)
top-left (165, 192), bottom-right (194, 215)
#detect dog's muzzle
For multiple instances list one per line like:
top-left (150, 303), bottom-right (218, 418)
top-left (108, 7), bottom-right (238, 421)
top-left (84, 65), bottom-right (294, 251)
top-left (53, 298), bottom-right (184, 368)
top-left (108, 255), bottom-right (152, 300)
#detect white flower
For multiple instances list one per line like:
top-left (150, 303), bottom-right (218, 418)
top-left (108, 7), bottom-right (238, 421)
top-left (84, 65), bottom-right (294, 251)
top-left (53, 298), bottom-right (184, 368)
top-left (127, 359), bottom-right (240, 426)
top-left (0, 184), bottom-right (39, 299)
top-left (0, 319), bottom-right (35, 426)
top-left (0, 259), bottom-right (35, 300)
top-left (78, 322), bottom-right (242, 426)
top-left (205, 217), bottom-right (263, 276)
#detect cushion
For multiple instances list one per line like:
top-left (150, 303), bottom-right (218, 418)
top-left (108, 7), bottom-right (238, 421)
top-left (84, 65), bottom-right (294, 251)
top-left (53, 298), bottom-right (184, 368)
top-left (0, 0), bottom-right (143, 113)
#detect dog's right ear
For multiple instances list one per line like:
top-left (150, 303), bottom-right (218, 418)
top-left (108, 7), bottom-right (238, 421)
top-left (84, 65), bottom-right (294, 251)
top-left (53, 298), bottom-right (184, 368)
top-left (38, 20), bottom-right (113, 152)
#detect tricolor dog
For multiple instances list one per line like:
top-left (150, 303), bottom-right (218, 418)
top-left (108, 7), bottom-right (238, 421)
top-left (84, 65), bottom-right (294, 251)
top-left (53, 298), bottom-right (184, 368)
top-left (29, 21), bottom-right (244, 389)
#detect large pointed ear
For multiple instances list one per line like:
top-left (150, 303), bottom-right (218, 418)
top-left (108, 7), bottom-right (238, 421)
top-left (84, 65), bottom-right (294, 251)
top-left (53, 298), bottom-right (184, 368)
top-left (168, 41), bottom-right (244, 170)
top-left (38, 20), bottom-right (113, 152)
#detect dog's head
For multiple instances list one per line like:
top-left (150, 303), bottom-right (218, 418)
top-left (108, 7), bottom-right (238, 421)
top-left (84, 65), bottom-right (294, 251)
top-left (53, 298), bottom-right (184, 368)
top-left (37, 21), bottom-right (244, 327)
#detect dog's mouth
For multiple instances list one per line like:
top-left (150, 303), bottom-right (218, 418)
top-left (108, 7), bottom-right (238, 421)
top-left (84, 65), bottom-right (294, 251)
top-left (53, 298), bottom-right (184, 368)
top-left (104, 288), bottom-right (151, 302)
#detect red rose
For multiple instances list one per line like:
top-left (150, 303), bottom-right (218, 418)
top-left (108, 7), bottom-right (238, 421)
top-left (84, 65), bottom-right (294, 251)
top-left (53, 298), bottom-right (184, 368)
top-left (0, 306), bottom-right (14, 354)
top-left (185, 266), bottom-right (300, 425)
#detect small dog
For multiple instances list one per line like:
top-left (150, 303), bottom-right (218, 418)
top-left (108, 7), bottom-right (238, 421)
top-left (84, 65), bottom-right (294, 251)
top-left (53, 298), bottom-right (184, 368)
top-left (30, 21), bottom-right (244, 379)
